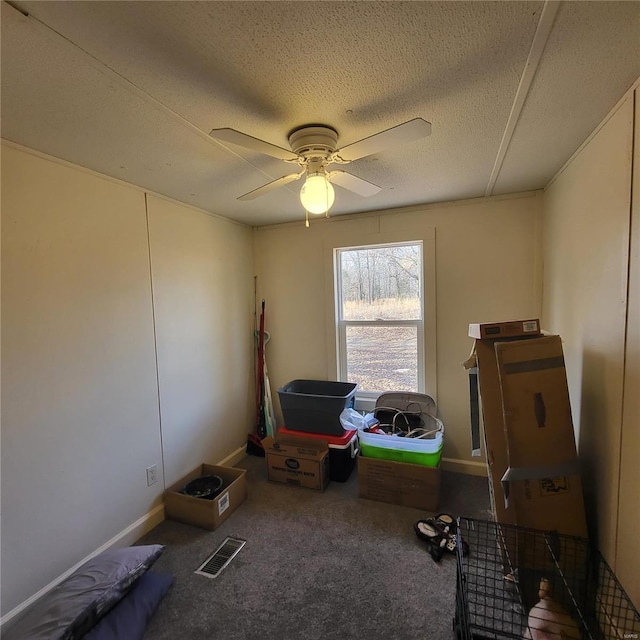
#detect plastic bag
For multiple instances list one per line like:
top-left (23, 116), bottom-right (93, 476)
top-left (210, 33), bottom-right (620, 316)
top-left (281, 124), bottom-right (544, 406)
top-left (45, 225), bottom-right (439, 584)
top-left (340, 408), bottom-right (378, 431)
top-left (340, 408), bottom-right (366, 431)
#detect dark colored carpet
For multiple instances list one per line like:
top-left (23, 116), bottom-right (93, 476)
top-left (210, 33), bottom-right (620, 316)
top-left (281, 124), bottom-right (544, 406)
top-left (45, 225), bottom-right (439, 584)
top-left (138, 455), bottom-right (491, 640)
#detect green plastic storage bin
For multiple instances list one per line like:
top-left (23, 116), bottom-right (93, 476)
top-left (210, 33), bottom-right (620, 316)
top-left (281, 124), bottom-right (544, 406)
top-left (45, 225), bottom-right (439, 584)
top-left (359, 441), bottom-right (443, 467)
top-left (358, 426), bottom-right (443, 467)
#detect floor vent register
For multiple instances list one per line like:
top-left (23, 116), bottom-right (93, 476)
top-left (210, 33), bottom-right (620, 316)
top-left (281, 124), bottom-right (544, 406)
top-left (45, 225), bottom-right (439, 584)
top-left (195, 536), bottom-right (246, 579)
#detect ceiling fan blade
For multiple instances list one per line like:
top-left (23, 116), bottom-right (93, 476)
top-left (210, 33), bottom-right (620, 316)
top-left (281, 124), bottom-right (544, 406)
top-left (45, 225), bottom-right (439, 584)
top-left (237, 172), bottom-right (304, 200)
top-left (210, 128), bottom-right (299, 161)
top-left (335, 118), bottom-right (432, 162)
top-left (328, 170), bottom-right (381, 197)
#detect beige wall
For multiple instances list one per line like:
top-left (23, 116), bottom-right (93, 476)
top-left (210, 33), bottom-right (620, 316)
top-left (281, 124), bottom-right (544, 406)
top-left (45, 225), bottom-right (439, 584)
top-left (0, 145), bottom-right (254, 618)
top-left (617, 90), bottom-right (640, 608)
top-left (146, 195), bottom-right (254, 486)
top-left (541, 92), bottom-right (638, 604)
top-left (3, 82), bottom-right (637, 620)
top-left (254, 192), bottom-right (542, 473)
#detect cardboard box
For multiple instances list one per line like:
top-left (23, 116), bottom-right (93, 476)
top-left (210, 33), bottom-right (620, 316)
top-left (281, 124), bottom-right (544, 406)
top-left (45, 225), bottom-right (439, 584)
top-left (357, 454), bottom-right (440, 511)
top-left (495, 335), bottom-right (587, 538)
top-left (468, 319), bottom-right (540, 339)
top-left (263, 434), bottom-right (330, 491)
top-left (465, 334), bottom-right (542, 526)
top-left (164, 464), bottom-right (247, 530)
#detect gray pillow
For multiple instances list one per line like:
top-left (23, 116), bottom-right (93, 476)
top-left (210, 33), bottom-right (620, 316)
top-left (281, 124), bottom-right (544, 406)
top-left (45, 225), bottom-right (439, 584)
top-left (3, 544), bottom-right (164, 640)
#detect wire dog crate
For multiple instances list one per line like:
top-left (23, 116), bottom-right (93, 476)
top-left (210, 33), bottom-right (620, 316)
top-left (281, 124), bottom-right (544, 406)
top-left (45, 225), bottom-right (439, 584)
top-left (454, 518), bottom-right (639, 640)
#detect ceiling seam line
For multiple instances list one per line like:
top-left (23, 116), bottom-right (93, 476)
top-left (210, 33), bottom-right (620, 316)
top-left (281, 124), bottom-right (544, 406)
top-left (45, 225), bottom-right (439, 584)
top-left (484, 0), bottom-right (561, 197)
top-left (0, 138), bottom-right (251, 228)
top-left (20, 10), bottom-right (284, 184)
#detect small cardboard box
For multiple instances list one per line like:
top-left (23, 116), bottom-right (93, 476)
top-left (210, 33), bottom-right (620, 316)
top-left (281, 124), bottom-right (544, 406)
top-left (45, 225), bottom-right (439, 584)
top-left (164, 464), bottom-right (247, 530)
top-left (468, 319), bottom-right (540, 339)
top-left (263, 434), bottom-right (330, 491)
top-left (357, 455), bottom-right (440, 511)
top-left (495, 335), bottom-right (587, 538)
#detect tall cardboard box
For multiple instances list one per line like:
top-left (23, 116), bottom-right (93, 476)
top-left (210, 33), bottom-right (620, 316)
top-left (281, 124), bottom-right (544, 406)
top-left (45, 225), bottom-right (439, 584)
top-left (466, 320), bottom-right (542, 526)
top-left (495, 335), bottom-right (587, 538)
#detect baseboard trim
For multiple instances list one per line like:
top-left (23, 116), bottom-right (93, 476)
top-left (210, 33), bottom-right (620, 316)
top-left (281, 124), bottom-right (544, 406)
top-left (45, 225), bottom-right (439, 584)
top-left (441, 457), bottom-right (488, 477)
top-left (0, 504), bottom-right (165, 628)
top-left (224, 445), bottom-right (482, 476)
top-left (1, 446), bottom-right (249, 627)
top-left (218, 445), bottom-right (248, 467)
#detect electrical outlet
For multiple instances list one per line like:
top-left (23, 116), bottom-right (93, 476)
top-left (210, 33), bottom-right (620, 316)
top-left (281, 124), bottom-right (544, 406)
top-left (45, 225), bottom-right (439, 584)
top-left (146, 465), bottom-right (158, 487)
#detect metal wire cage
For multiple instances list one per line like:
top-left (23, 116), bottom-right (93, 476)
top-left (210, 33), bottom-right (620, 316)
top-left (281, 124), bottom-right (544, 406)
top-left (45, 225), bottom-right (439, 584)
top-left (453, 517), bottom-right (640, 640)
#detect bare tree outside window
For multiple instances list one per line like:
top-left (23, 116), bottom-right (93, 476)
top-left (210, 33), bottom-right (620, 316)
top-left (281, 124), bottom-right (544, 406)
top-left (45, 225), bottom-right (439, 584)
top-left (337, 243), bottom-right (423, 393)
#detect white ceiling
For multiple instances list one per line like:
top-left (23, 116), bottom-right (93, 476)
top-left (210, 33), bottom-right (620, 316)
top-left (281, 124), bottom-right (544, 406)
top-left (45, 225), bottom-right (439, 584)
top-left (2, 1), bottom-right (639, 227)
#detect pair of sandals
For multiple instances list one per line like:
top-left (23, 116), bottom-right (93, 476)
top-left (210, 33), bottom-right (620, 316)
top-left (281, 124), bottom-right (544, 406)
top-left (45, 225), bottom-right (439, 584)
top-left (413, 513), bottom-right (470, 562)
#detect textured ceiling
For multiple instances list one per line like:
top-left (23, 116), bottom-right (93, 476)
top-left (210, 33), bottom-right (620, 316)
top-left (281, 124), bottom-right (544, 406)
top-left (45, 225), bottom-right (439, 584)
top-left (2, 1), bottom-right (639, 226)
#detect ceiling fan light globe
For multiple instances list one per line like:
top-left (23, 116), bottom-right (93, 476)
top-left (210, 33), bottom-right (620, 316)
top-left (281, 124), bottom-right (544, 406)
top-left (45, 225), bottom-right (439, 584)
top-left (300, 174), bottom-right (335, 214)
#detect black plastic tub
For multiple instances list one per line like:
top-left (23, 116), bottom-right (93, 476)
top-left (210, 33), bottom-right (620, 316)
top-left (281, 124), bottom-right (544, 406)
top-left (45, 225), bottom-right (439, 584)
top-left (277, 379), bottom-right (358, 436)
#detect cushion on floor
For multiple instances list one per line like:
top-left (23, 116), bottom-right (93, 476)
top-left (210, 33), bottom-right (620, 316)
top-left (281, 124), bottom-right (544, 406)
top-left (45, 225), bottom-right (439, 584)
top-left (82, 570), bottom-right (174, 640)
top-left (3, 544), bottom-right (164, 640)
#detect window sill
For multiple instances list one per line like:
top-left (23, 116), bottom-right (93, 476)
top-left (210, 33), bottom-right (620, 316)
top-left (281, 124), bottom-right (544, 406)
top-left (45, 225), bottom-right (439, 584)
top-left (354, 396), bottom-right (378, 413)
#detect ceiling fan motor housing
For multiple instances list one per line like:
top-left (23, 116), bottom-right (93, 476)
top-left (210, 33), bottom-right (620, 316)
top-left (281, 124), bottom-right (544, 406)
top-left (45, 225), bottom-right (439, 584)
top-left (288, 125), bottom-right (338, 159)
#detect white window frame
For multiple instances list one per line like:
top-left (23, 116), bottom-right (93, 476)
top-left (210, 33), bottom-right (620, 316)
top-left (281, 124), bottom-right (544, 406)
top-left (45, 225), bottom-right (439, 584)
top-left (323, 224), bottom-right (436, 411)
top-left (335, 241), bottom-right (425, 398)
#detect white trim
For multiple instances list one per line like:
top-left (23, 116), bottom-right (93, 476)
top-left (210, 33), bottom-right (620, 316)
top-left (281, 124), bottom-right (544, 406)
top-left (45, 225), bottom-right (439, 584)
top-left (0, 504), bottom-right (165, 627)
top-left (334, 241), bottom-right (427, 394)
top-left (338, 319), bottom-right (422, 328)
top-left (325, 229), bottom-right (437, 402)
top-left (354, 396), bottom-right (378, 413)
top-left (441, 457), bottom-right (488, 477)
top-left (218, 445), bottom-right (247, 468)
top-left (485, 0), bottom-right (561, 196)
top-left (259, 190), bottom-right (542, 232)
top-left (0, 447), bottom-right (247, 628)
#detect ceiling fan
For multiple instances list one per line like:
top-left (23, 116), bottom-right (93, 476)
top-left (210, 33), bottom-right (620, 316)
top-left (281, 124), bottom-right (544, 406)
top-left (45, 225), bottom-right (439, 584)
top-left (209, 118), bottom-right (432, 226)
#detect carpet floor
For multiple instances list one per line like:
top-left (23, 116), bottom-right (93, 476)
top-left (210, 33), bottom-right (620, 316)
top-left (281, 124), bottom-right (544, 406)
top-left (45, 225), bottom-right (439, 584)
top-left (138, 455), bottom-right (491, 640)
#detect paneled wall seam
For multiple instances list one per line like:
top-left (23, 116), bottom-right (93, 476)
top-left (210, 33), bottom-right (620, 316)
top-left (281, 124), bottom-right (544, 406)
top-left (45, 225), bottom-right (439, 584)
top-left (615, 88), bottom-right (637, 573)
top-left (144, 192), bottom-right (166, 490)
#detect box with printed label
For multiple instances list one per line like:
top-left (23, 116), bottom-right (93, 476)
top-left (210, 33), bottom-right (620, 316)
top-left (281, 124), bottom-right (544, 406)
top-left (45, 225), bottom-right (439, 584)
top-left (263, 434), bottom-right (330, 491)
top-left (164, 464), bottom-right (247, 531)
top-left (278, 426), bottom-right (358, 482)
top-left (468, 319), bottom-right (540, 340)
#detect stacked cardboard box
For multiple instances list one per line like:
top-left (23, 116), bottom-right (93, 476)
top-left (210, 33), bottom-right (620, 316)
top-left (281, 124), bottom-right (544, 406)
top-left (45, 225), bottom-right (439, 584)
top-left (466, 320), bottom-right (587, 538)
top-left (263, 433), bottom-right (330, 491)
top-left (357, 455), bottom-right (440, 511)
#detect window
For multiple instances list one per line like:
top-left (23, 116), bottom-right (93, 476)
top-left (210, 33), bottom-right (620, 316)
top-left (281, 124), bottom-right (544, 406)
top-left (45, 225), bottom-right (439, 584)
top-left (335, 242), bottom-right (424, 395)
